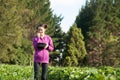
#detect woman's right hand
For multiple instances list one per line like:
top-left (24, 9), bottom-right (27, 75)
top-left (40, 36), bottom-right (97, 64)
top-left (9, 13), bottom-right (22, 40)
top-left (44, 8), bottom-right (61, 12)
top-left (37, 33), bottom-right (40, 38)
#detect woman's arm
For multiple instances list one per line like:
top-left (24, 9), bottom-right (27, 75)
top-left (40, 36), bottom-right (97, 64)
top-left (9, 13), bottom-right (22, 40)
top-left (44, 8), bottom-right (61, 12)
top-left (32, 37), bottom-right (37, 51)
top-left (47, 36), bottom-right (54, 51)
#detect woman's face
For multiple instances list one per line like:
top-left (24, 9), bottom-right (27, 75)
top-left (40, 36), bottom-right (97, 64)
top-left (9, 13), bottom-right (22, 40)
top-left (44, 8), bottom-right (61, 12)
top-left (37, 26), bottom-right (46, 35)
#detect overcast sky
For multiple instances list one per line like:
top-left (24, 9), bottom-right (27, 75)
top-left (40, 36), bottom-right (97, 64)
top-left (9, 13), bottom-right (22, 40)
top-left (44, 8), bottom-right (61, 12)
top-left (50, 0), bottom-right (86, 32)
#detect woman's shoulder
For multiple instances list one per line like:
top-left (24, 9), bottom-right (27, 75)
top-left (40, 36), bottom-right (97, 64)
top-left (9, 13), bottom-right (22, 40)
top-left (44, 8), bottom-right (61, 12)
top-left (32, 35), bottom-right (38, 41)
top-left (33, 35), bottom-right (38, 38)
top-left (45, 35), bottom-right (52, 39)
top-left (45, 35), bottom-right (51, 38)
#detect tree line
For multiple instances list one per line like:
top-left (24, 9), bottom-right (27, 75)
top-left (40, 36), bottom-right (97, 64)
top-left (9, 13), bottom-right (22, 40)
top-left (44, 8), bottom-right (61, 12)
top-left (0, 0), bottom-right (120, 67)
top-left (75, 0), bottom-right (120, 67)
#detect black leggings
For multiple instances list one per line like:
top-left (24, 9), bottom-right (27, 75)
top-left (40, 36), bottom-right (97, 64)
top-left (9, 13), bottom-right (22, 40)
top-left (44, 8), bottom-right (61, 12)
top-left (34, 62), bottom-right (48, 80)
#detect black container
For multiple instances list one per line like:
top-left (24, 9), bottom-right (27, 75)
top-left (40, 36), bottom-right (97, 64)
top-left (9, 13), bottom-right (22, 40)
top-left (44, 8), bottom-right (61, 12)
top-left (37, 43), bottom-right (46, 50)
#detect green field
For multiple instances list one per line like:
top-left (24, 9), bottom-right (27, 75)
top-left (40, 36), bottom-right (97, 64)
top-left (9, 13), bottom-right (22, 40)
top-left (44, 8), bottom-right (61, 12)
top-left (0, 64), bottom-right (120, 80)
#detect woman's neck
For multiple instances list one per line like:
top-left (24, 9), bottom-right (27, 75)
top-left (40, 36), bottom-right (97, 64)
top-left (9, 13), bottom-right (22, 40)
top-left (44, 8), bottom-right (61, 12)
top-left (40, 34), bottom-right (45, 38)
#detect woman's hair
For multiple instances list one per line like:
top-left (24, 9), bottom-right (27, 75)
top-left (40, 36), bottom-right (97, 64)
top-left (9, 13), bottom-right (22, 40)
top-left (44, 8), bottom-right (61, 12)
top-left (36, 24), bottom-right (48, 30)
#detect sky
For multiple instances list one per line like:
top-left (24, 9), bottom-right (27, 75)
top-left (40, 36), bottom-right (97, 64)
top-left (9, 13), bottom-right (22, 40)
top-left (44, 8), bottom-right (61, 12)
top-left (50, 0), bottom-right (86, 32)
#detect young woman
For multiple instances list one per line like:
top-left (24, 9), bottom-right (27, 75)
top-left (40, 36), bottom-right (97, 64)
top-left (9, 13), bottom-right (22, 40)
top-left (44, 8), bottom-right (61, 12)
top-left (32, 24), bottom-right (54, 80)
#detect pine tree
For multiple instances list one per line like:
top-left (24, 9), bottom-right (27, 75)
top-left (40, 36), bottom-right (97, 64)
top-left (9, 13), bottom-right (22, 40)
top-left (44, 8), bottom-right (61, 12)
top-left (0, 0), bottom-right (23, 63)
top-left (0, 0), bottom-right (64, 66)
top-left (75, 0), bottom-right (120, 66)
top-left (20, 0), bottom-right (56, 39)
top-left (75, 0), bottom-right (97, 38)
top-left (48, 15), bottom-right (64, 66)
top-left (64, 24), bottom-right (87, 66)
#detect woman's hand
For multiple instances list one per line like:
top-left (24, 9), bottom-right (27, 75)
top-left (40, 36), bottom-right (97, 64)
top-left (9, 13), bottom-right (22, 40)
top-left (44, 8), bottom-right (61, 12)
top-left (37, 33), bottom-right (40, 38)
top-left (44, 43), bottom-right (48, 49)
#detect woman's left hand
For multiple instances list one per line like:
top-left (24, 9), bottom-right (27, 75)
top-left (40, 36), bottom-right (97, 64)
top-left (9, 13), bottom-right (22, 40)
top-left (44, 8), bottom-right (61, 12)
top-left (44, 43), bottom-right (48, 49)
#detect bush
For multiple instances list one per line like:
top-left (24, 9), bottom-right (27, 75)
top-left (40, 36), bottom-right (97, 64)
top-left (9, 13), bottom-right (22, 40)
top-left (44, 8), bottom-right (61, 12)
top-left (48, 67), bottom-right (120, 80)
top-left (0, 64), bottom-right (120, 80)
top-left (0, 64), bottom-right (33, 80)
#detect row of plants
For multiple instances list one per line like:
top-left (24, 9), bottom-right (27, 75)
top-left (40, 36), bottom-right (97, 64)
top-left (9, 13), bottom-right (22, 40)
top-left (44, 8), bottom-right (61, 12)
top-left (0, 64), bottom-right (120, 80)
top-left (0, 64), bottom-right (33, 80)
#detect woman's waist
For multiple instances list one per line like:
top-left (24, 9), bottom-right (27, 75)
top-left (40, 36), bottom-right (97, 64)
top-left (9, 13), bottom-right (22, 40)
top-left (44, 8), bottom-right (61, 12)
top-left (34, 50), bottom-right (49, 54)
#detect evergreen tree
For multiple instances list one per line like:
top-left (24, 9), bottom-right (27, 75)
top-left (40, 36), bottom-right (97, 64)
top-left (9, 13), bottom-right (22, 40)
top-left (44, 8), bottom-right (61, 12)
top-left (48, 15), bottom-right (64, 66)
top-left (0, 0), bottom-right (63, 65)
top-left (75, 0), bottom-right (97, 38)
top-left (75, 0), bottom-right (120, 66)
top-left (20, 0), bottom-right (64, 66)
top-left (64, 24), bottom-right (87, 66)
top-left (0, 0), bottom-right (23, 63)
top-left (21, 0), bottom-right (56, 39)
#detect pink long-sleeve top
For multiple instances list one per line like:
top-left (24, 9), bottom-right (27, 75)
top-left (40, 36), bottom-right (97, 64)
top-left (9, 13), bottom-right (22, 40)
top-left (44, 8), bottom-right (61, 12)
top-left (32, 35), bottom-right (54, 63)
